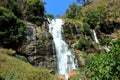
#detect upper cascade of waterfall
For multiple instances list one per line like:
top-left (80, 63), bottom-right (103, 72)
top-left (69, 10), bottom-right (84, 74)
top-left (93, 30), bottom-right (99, 44)
top-left (48, 19), bottom-right (77, 80)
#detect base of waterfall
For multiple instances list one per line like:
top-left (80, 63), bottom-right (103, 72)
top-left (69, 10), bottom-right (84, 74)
top-left (58, 70), bottom-right (79, 80)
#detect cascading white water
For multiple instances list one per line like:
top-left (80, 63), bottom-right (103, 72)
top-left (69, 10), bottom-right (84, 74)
top-left (104, 46), bottom-right (110, 52)
top-left (48, 19), bottom-right (76, 80)
top-left (93, 30), bottom-right (99, 44)
top-left (92, 30), bottom-right (110, 52)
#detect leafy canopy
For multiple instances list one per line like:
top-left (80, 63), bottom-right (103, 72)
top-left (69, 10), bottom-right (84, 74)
top-left (0, 7), bottom-right (26, 49)
top-left (26, 0), bottom-right (45, 26)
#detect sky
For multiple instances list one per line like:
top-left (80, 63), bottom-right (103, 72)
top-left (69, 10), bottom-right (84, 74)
top-left (43, 0), bottom-right (76, 18)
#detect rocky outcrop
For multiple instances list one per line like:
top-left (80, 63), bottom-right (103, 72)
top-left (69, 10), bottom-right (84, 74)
top-left (19, 22), bottom-right (56, 71)
top-left (63, 21), bottom-right (81, 47)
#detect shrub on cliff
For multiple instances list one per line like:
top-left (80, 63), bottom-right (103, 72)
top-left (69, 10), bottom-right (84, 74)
top-left (0, 7), bottom-right (26, 49)
top-left (63, 2), bottom-right (82, 20)
top-left (76, 38), bottom-right (86, 51)
top-left (0, 53), bottom-right (59, 80)
top-left (80, 22), bottom-right (91, 36)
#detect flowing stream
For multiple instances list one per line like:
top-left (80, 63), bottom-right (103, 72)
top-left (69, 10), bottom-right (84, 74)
top-left (48, 19), bottom-right (76, 80)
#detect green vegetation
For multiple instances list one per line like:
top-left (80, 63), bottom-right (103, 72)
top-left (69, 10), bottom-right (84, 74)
top-left (83, 1), bottom-right (116, 34)
top-left (80, 22), bottom-right (91, 35)
top-left (63, 2), bottom-right (82, 20)
top-left (0, 0), bottom-right (45, 26)
top-left (85, 38), bottom-right (120, 79)
top-left (76, 38), bottom-right (86, 51)
top-left (0, 53), bottom-right (59, 80)
top-left (0, 0), bottom-right (46, 49)
top-left (103, 37), bottom-right (111, 46)
top-left (63, 0), bottom-right (120, 34)
top-left (26, 0), bottom-right (45, 26)
top-left (0, 7), bottom-right (26, 49)
top-left (0, 0), bottom-right (23, 19)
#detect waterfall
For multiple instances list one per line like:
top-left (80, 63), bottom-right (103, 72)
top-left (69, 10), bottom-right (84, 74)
top-left (93, 30), bottom-right (99, 44)
top-left (104, 46), bottom-right (110, 53)
top-left (48, 19), bottom-right (76, 80)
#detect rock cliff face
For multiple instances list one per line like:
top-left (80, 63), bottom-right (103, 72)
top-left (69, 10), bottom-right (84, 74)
top-left (19, 22), bottom-right (56, 72)
top-left (62, 21), bottom-right (81, 48)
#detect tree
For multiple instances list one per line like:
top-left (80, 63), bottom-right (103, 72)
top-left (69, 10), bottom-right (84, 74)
top-left (0, 7), bottom-right (26, 49)
top-left (64, 2), bottom-right (82, 20)
top-left (0, 0), bottom-right (23, 19)
top-left (26, 0), bottom-right (45, 26)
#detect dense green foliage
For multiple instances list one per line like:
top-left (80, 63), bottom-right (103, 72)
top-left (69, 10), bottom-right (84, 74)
top-left (103, 37), bottom-right (111, 46)
top-left (0, 7), bottom-right (26, 49)
top-left (0, 0), bottom-right (45, 26)
top-left (76, 37), bottom-right (93, 51)
top-left (63, 1), bottom-right (120, 34)
top-left (80, 23), bottom-right (91, 35)
top-left (63, 3), bottom-right (82, 20)
top-left (85, 38), bottom-right (120, 79)
top-left (83, 2), bottom-right (117, 34)
top-left (76, 38), bottom-right (86, 50)
top-left (26, 0), bottom-right (45, 26)
top-left (0, 0), bottom-right (23, 19)
top-left (0, 53), bottom-right (59, 80)
top-left (0, 0), bottom-right (46, 49)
